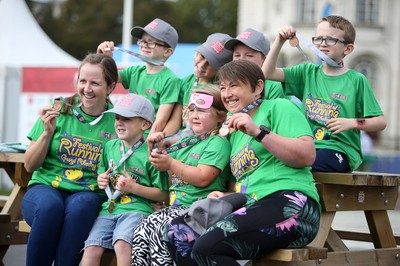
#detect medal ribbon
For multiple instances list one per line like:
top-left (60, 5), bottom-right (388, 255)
top-left (157, 133), bottom-right (209, 155)
top-left (54, 97), bottom-right (105, 126)
top-left (295, 33), bottom-right (341, 67)
top-left (105, 138), bottom-right (145, 209)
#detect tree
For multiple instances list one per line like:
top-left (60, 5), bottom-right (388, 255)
top-left (26, 0), bottom-right (238, 60)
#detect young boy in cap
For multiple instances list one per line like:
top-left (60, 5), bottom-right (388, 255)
top-left (224, 28), bottom-right (285, 100)
top-left (81, 94), bottom-right (169, 266)
top-left (97, 18), bottom-right (181, 138)
top-left (174, 32), bottom-right (233, 130)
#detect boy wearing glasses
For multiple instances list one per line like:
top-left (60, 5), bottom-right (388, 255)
top-left (98, 18), bottom-right (181, 138)
top-left (263, 15), bottom-right (386, 172)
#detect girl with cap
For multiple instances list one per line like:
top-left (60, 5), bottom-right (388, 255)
top-left (162, 32), bottom-right (233, 135)
top-left (22, 53), bottom-right (119, 266)
top-left (97, 18), bottom-right (181, 139)
top-left (131, 84), bottom-right (233, 266)
top-left (165, 60), bottom-right (321, 266)
top-left (81, 94), bottom-right (169, 266)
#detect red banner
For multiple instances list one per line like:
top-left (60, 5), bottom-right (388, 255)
top-left (22, 67), bottom-right (125, 93)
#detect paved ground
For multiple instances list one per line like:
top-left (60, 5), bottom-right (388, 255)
top-left (3, 196), bottom-right (399, 266)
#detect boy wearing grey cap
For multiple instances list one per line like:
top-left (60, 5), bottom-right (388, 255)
top-left (224, 28), bottom-right (285, 100)
top-left (81, 94), bottom-right (169, 266)
top-left (97, 18), bottom-right (181, 138)
top-left (165, 32), bottom-right (233, 132)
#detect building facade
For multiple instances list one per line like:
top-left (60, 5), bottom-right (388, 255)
top-left (237, 0), bottom-right (400, 152)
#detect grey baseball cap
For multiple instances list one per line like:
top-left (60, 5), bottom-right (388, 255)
top-left (104, 93), bottom-right (154, 124)
top-left (131, 18), bottom-right (179, 50)
top-left (184, 193), bottom-right (247, 235)
top-left (224, 28), bottom-right (270, 56)
top-left (195, 33), bottom-right (233, 70)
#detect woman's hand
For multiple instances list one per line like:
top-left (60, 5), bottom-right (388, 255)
top-left (228, 113), bottom-right (259, 138)
top-left (40, 105), bottom-right (59, 135)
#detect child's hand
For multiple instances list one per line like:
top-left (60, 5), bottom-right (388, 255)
top-left (207, 191), bottom-right (225, 199)
top-left (115, 168), bottom-right (135, 193)
top-left (149, 151), bottom-right (173, 171)
top-left (97, 168), bottom-right (111, 189)
top-left (97, 41), bottom-right (115, 56)
top-left (151, 201), bottom-right (167, 212)
top-left (147, 131), bottom-right (166, 153)
top-left (279, 26), bottom-right (297, 42)
top-left (326, 118), bottom-right (354, 134)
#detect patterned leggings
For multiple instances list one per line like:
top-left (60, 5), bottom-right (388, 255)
top-left (131, 206), bottom-right (188, 266)
top-left (165, 191), bottom-right (320, 266)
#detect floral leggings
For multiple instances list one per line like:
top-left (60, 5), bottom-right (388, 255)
top-left (164, 190), bottom-right (320, 266)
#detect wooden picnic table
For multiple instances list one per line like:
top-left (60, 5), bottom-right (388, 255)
top-left (0, 152), bottom-right (30, 265)
top-left (253, 171), bottom-right (400, 265)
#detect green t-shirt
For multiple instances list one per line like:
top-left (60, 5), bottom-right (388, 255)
top-left (27, 101), bottom-right (117, 194)
top-left (169, 135), bottom-right (231, 207)
top-left (97, 139), bottom-right (169, 216)
top-left (283, 63), bottom-right (384, 170)
top-left (119, 65), bottom-right (181, 120)
top-left (264, 79), bottom-right (285, 100)
top-left (229, 99), bottom-right (320, 209)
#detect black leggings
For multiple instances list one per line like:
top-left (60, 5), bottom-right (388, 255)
top-left (164, 190), bottom-right (320, 266)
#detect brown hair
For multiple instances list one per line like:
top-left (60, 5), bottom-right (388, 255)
top-left (218, 60), bottom-right (265, 99)
top-left (321, 15), bottom-right (356, 44)
top-left (61, 53), bottom-right (118, 114)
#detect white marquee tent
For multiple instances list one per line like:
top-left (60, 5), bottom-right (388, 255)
top-left (0, 0), bottom-right (79, 143)
top-left (0, 0), bottom-right (79, 188)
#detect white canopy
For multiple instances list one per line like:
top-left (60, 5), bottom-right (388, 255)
top-left (0, 0), bottom-right (79, 67)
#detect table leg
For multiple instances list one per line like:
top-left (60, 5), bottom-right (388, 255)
top-left (308, 211), bottom-right (336, 248)
top-left (364, 210), bottom-right (397, 248)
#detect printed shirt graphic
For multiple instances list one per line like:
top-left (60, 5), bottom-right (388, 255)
top-left (27, 101), bottom-right (116, 194)
top-left (169, 135), bottom-right (231, 207)
top-left (229, 99), bottom-right (320, 209)
top-left (283, 63), bottom-right (383, 171)
top-left (97, 139), bottom-right (169, 216)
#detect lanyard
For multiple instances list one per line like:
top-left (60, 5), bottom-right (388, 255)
top-left (157, 133), bottom-right (209, 155)
top-left (105, 138), bottom-right (145, 212)
top-left (219, 98), bottom-right (264, 136)
top-left (54, 97), bottom-right (105, 126)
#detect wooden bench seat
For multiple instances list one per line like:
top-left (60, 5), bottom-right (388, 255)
top-left (251, 171), bottom-right (400, 265)
top-left (14, 171), bottom-right (400, 265)
top-left (252, 247), bottom-right (328, 265)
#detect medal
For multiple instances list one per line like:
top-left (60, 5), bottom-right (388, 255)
top-left (289, 35), bottom-right (311, 61)
top-left (289, 36), bottom-right (299, 47)
top-left (219, 123), bottom-right (230, 136)
top-left (108, 199), bottom-right (115, 213)
top-left (52, 100), bottom-right (62, 111)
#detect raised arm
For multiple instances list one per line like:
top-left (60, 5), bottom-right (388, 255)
top-left (262, 26), bottom-right (297, 82)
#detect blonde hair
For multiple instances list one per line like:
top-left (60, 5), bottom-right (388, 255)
top-left (190, 84), bottom-right (227, 136)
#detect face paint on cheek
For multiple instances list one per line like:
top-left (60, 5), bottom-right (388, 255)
top-left (198, 113), bottom-right (208, 119)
